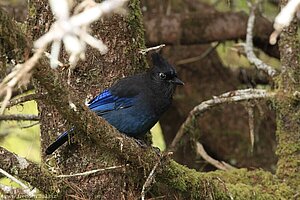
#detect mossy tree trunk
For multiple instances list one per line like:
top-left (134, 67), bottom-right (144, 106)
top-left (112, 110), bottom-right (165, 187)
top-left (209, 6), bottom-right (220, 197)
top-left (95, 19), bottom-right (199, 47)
top-left (28, 0), bottom-right (148, 199)
top-left (275, 1), bottom-right (300, 191)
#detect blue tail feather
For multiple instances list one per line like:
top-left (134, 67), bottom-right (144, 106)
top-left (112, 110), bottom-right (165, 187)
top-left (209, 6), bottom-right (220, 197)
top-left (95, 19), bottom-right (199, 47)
top-left (45, 130), bottom-right (72, 155)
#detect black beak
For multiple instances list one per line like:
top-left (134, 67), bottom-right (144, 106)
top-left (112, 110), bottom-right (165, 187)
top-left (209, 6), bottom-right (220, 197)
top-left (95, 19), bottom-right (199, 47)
top-left (170, 77), bottom-right (184, 85)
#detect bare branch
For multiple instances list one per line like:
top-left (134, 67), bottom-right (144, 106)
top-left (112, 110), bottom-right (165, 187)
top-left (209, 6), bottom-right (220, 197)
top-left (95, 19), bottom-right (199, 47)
top-left (245, 5), bottom-right (277, 77)
top-left (176, 42), bottom-right (219, 65)
top-left (0, 114), bottom-right (39, 121)
top-left (195, 142), bottom-right (236, 171)
top-left (169, 89), bottom-right (276, 151)
top-left (144, 10), bottom-right (279, 58)
top-left (6, 94), bottom-right (38, 108)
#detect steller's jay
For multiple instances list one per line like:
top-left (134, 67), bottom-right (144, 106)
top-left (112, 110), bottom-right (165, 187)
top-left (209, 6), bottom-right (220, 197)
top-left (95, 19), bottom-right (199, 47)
top-left (45, 53), bottom-right (184, 155)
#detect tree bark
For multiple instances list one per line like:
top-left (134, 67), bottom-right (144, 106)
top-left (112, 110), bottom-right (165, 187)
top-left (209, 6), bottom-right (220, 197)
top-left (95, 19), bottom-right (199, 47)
top-left (275, 0), bottom-right (300, 191)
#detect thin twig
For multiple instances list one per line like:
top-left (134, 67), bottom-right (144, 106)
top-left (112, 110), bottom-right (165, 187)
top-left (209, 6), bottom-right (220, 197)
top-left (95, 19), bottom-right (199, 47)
top-left (176, 42), bottom-right (220, 65)
top-left (245, 4), bottom-right (277, 77)
top-left (6, 94), bottom-right (38, 108)
top-left (169, 89), bottom-right (276, 151)
top-left (0, 168), bottom-right (36, 197)
top-left (196, 142), bottom-right (236, 171)
top-left (139, 44), bottom-right (165, 55)
top-left (57, 164), bottom-right (127, 178)
top-left (0, 114), bottom-right (39, 121)
top-left (20, 122), bottom-right (40, 129)
top-left (141, 162), bottom-right (160, 200)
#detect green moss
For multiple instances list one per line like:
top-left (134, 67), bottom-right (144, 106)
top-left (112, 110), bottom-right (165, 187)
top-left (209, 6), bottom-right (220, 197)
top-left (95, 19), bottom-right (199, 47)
top-left (28, 2), bottom-right (36, 17)
top-left (126, 0), bottom-right (148, 72)
top-left (274, 89), bottom-right (300, 191)
top-left (158, 161), bottom-right (294, 199)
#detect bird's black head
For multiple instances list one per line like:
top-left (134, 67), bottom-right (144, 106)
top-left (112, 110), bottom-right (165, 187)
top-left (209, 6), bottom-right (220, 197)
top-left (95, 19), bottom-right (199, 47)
top-left (150, 52), bottom-right (184, 86)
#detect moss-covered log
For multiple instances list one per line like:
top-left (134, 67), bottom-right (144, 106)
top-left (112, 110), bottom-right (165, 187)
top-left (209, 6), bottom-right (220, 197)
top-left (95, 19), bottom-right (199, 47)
top-left (144, 10), bottom-right (279, 58)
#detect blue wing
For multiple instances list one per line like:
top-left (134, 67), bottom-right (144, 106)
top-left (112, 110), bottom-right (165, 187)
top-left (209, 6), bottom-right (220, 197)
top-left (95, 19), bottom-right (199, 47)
top-left (88, 89), bottom-right (135, 115)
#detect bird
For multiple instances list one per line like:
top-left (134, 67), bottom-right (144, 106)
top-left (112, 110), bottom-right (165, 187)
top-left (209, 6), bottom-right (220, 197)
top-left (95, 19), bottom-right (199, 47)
top-left (45, 52), bottom-right (184, 155)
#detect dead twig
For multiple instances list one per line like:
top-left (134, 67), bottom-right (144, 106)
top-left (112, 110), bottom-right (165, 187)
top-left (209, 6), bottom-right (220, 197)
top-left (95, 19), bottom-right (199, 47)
top-left (176, 42), bottom-right (219, 65)
top-left (139, 44), bottom-right (165, 55)
top-left (20, 122), bottom-right (40, 129)
top-left (196, 142), bottom-right (236, 171)
top-left (141, 162), bottom-right (160, 200)
top-left (57, 164), bottom-right (128, 178)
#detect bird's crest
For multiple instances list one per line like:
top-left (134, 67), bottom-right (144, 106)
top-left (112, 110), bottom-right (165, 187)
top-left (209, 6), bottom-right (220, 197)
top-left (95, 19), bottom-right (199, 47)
top-left (151, 52), bottom-right (174, 72)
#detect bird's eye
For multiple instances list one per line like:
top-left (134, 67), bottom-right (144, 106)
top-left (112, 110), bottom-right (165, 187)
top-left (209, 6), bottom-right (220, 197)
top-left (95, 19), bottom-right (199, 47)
top-left (159, 73), bottom-right (167, 80)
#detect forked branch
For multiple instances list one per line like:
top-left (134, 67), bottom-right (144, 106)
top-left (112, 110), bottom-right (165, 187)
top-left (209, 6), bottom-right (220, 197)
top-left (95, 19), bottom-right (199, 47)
top-left (170, 89), bottom-right (275, 151)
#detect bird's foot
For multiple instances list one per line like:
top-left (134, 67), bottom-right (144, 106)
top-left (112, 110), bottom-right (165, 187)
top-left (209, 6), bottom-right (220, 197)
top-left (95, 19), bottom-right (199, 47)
top-left (133, 138), bottom-right (161, 156)
top-left (151, 146), bottom-right (162, 156)
top-left (133, 138), bottom-right (148, 148)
